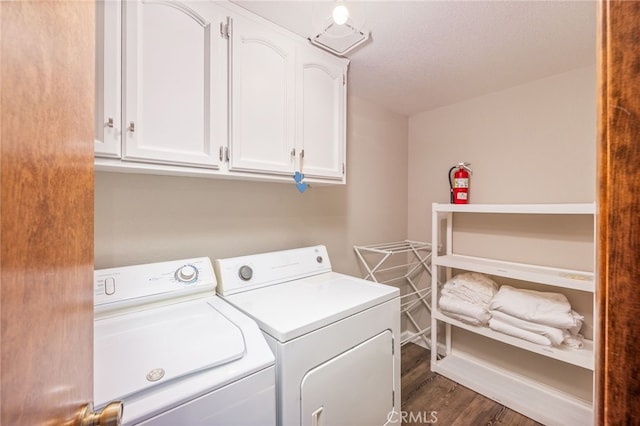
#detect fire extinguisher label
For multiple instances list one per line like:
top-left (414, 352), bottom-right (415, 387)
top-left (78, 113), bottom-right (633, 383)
top-left (456, 192), bottom-right (468, 200)
top-left (454, 178), bottom-right (469, 188)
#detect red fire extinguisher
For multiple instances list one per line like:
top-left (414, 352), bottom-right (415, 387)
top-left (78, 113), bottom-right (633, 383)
top-left (449, 163), bottom-right (472, 204)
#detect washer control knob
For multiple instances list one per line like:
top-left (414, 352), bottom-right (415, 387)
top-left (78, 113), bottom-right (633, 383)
top-left (176, 264), bottom-right (198, 283)
top-left (238, 265), bottom-right (253, 281)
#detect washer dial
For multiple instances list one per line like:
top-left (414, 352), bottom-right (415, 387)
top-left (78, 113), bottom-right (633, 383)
top-left (175, 264), bottom-right (198, 283)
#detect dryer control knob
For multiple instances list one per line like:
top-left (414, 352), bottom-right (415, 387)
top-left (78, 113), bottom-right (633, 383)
top-left (238, 265), bottom-right (253, 281)
top-left (176, 264), bottom-right (198, 283)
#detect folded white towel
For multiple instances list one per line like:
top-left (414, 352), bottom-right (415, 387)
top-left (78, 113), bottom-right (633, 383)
top-left (490, 310), bottom-right (565, 346)
top-left (439, 311), bottom-right (484, 326)
top-left (439, 294), bottom-right (491, 325)
top-left (489, 285), bottom-right (583, 329)
top-left (489, 317), bottom-right (552, 346)
top-left (443, 272), bottom-right (499, 304)
top-left (441, 285), bottom-right (494, 306)
top-left (567, 311), bottom-right (584, 336)
top-left (562, 331), bottom-right (585, 349)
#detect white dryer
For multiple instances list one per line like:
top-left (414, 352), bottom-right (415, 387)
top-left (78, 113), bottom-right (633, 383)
top-left (94, 257), bottom-right (276, 425)
top-left (215, 246), bottom-right (401, 426)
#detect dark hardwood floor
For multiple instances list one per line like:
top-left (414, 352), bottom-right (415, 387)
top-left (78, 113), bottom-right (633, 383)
top-left (401, 343), bottom-right (542, 426)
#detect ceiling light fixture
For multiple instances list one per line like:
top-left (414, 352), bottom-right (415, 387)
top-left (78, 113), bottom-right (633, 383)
top-left (309, 1), bottom-right (370, 57)
top-left (332, 4), bottom-right (349, 25)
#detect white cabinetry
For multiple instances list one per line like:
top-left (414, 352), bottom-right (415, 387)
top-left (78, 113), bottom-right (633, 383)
top-left (95, 0), bottom-right (121, 158)
top-left (226, 9), bottom-right (347, 181)
top-left (95, 0), bottom-right (225, 168)
top-left (431, 203), bottom-right (596, 426)
top-left (298, 49), bottom-right (346, 180)
top-left (122, 0), bottom-right (226, 168)
top-left (228, 12), bottom-right (296, 175)
top-left (95, 0), bottom-right (348, 184)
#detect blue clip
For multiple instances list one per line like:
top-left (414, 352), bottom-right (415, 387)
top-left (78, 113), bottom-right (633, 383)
top-left (293, 171), bottom-right (308, 193)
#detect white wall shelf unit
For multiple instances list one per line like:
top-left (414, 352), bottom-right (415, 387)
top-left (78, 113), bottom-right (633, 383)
top-left (433, 203), bottom-right (595, 214)
top-left (434, 255), bottom-right (594, 292)
top-left (354, 240), bottom-right (433, 347)
top-left (431, 202), bottom-right (596, 426)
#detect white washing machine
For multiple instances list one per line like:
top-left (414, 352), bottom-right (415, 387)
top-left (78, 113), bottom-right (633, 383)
top-left (93, 257), bottom-right (276, 425)
top-left (214, 246), bottom-right (401, 426)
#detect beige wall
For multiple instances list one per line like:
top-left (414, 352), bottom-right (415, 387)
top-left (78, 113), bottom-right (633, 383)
top-left (405, 65), bottom-right (597, 345)
top-left (408, 65), bottom-right (597, 243)
top-left (94, 96), bottom-right (408, 277)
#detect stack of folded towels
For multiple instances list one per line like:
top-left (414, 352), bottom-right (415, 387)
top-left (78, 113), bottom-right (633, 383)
top-left (438, 272), bottom-right (499, 326)
top-left (438, 273), bottom-right (586, 349)
top-left (488, 285), bottom-right (584, 348)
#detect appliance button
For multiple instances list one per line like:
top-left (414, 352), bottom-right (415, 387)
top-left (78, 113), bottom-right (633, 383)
top-left (238, 265), bottom-right (253, 281)
top-left (316, 256), bottom-right (323, 264)
top-left (105, 277), bottom-right (116, 295)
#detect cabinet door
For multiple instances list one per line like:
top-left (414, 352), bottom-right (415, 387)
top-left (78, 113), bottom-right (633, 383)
top-left (95, 0), bottom-right (121, 158)
top-left (123, 1), bottom-right (224, 168)
top-left (228, 14), bottom-right (296, 175)
top-left (298, 50), bottom-right (346, 180)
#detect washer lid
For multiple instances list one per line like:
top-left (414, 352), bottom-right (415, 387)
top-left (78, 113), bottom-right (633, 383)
top-left (224, 272), bottom-right (399, 342)
top-left (94, 298), bottom-right (245, 407)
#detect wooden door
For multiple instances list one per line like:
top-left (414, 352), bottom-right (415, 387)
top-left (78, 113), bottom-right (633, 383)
top-left (597, 0), bottom-right (640, 424)
top-left (123, 0), bottom-right (224, 168)
top-left (1, 2), bottom-right (95, 425)
top-left (297, 50), bottom-right (346, 181)
top-left (228, 13), bottom-right (296, 175)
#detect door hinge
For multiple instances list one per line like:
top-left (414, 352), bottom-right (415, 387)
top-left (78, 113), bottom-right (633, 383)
top-left (220, 18), bottom-right (231, 39)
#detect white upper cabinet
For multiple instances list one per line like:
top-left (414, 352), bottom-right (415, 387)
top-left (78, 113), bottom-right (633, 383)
top-left (95, 1), bottom-right (349, 184)
top-left (227, 13), bottom-right (296, 175)
top-left (122, 0), bottom-right (225, 168)
top-left (297, 49), bottom-right (347, 180)
top-left (226, 7), bottom-right (348, 181)
top-left (95, 0), bottom-right (122, 158)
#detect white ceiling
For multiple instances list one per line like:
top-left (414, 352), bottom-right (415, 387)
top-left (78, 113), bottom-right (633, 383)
top-left (232, 1), bottom-right (597, 116)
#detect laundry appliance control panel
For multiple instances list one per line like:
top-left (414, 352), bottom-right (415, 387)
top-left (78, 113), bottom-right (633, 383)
top-left (94, 257), bottom-right (216, 313)
top-left (215, 245), bottom-right (332, 296)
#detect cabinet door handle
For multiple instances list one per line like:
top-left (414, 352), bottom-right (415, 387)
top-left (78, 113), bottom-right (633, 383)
top-left (311, 407), bottom-right (323, 426)
top-left (290, 148), bottom-right (296, 157)
top-left (127, 122), bottom-right (135, 132)
top-left (105, 117), bottom-right (114, 128)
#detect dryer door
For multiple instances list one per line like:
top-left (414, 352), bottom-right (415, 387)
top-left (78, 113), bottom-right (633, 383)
top-left (300, 330), bottom-right (394, 426)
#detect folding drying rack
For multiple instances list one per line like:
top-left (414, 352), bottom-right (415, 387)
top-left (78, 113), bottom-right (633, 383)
top-left (354, 240), bottom-right (433, 348)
